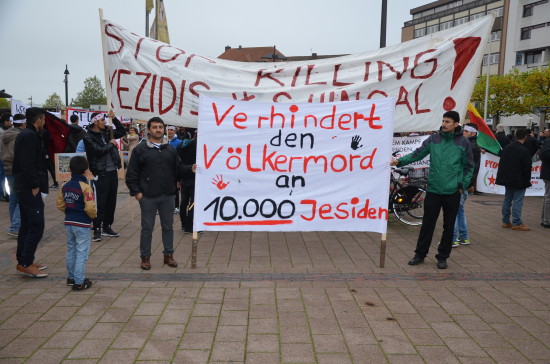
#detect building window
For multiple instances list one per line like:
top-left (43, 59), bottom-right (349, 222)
top-left (521, 23), bottom-right (547, 40)
top-left (490, 30), bottom-right (501, 41)
top-left (525, 50), bottom-right (542, 64)
top-left (483, 53), bottom-right (500, 66)
top-left (455, 16), bottom-right (468, 26)
top-left (414, 28), bottom-right (426, 38)
top-left (452, 1), bottom-right (463, 7)
top-left (523, 1), bottom-right (548, 17)
top-left (440, 21), bottom-right (453, 30)
top-left (470, 12), bottom-right (485, 21)
top-left (516, 52), bottom-right (523, 65)
top-left (488, 7), bottom-right (503, 18)
top-left (426, 24), bottom-right (439, 34)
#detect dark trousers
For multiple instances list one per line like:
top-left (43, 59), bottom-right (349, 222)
top-left (415, 191), bottom-right (461, 260)
top-left (16, 189), bottom-right (45, 266)
top-left (139, 194), bottom-right (175, 257)
top-left (175, 182), bottom-right (180, 208)
top-left (179, 180), bottom-right (195, 231)
top-left (92, 170), bottom-right (118, 230)
top-left (46, 157), bottom-right (57, 184)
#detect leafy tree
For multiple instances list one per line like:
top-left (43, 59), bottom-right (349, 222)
top-left (0, 98), bottom-right (10, 108)
top-left (42, 92), bottom-right (65, 110)
top-left (471, 71), bottom-right (528, 125)
top-left (72, 76), bottom-right (107, 109)
top-left (520, 66), bottom-right (550, 122)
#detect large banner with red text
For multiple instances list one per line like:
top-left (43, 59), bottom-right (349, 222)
top-left (476, 153), bottom-right (543, 196)
top-left (101, 15), bottom-right (494, 132)
top-left (194, 96), bottom-right (395, 233)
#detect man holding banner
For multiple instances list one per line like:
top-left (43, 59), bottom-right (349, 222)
top-left (83, 110), bottom-right (126, 242)
top-left (391, 111), bottom-right (474, 269)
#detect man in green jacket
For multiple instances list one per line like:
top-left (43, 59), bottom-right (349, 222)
top-left (391, 111), bottom-right (474, 269)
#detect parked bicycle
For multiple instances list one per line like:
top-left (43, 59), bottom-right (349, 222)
top-left (388, 165), bottom-right (426, 226)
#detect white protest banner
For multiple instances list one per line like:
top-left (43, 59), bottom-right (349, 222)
top-left (194, 96), bottom-right (395, 233)
top-left (100, 15), bottom-right (493, 132)
top-left (392, 135), bottom-right (430, 168)
top-left (65, 108), bottom-right (132, 126)
top-left (65, 108), bottom-right (126, 149)
top-left (11, 100), bottom-right (61, 119)
top-left (11, 99), bottom-right (29, 115)
top-left (477, 153), bottom-right (543, 196)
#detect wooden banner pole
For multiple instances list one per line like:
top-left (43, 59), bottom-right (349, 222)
top-left (379, 233), bottom-right (387, 268)
top-left (191, 231), bottom-right (198, 269)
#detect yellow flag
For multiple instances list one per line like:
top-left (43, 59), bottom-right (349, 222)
top-left (150, 0), bottom-right (170, 43)
top-left (146, 0), bottom-right (154, 12)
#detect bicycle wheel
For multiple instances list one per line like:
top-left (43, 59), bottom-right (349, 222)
top-left (392, 186), bottom-right (425, 226)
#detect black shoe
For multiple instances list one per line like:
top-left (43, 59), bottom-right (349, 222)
top-left (72, 278), bottom-right (93, 291)
top-left (92, 229), bottom-right (102, 242)
top-left (408, 256), bottom-right (424, 265)
top-left (102, 226), bottom-right (119, 237)
top-left (67, 278), bottom-right (75, 286)
top-left (542, 223), bottom-right (550, 228)
top-left (437, 259), bottom-right (448, 269)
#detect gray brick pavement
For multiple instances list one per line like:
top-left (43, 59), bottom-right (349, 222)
top-left (0, 189), bottom-right (548, 363)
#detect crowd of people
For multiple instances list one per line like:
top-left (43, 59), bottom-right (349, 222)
top-left (0, 108), bottom-right (197, 289)
top-left (392, 111), bottom-right (550, 270)
top-left (0, 107), bottom-right (548, 287)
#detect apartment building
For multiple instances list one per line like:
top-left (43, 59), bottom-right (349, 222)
top-left (402, 0), bottom-right (549, 127)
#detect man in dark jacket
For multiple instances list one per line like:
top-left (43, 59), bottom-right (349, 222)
top-left (540, 128), bottom-right (550, 228)
top-left (64, 114), bottom-right (86, 153)
top-left (2, 114), bottom-right (26, 236)
top-left (523, 129), bottom-right (539, 158)
top-left (13, 107), bottom-right (49, 278)
top-left (496, 128), bottom-right (532, 231)
top-left (495, 124), bottom-right (510, 150)
top-left (452, 122), bottom-right (481, 247)
top-left (126, 117), bottom-right (195, 270)
top-left (391, 111), bottom-right (474, 269)
top-left (83, 110), bottom-right (126, 242)
top-left (178, 135), bottom-right (197, 233)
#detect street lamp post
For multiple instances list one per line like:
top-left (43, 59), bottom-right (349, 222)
top-left (380, 0), bottom-right (387, 48)
top-left (64, 65), bottom-right (70, 107)
top-left (28, 96), bottom-right (32, 107)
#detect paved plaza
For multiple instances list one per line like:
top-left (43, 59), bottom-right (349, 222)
top-left (0, 186), bottom-right (548, 363)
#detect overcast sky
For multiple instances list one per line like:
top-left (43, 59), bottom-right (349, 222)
top-left (0, 0), bottom-right (429, 106)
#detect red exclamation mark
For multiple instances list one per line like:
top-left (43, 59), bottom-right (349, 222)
top-left (443, 37), bottom-right (481, 111)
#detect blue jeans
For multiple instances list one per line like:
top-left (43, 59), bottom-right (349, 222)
top-left (65, 225), bottom-right (91, 285)
top-left (6, 175), bottom-right (20, 232)
top-left (502, 188), bottom-right (526, 226)
top-left (453, 191), bottom-right (468, 241)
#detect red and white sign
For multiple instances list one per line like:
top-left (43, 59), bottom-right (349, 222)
top-left (194, 96), bottom-right (395, 233)
top-left (477, 153), bottom-right (543, 196)
top-left (101, 15), bottom-right (493, 132)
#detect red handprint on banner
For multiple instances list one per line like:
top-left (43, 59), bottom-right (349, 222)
top-left (212, 175), bottom-right (230, 190)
